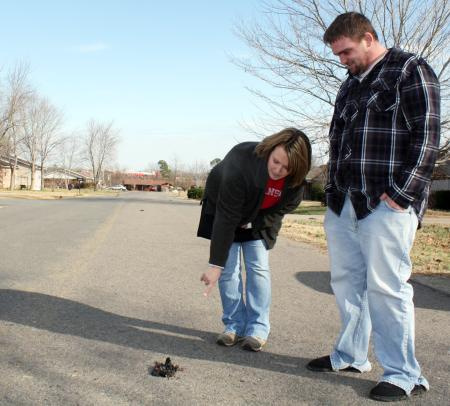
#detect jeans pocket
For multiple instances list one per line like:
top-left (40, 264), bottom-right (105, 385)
top-left (382, 199), bottom-right (409, 213)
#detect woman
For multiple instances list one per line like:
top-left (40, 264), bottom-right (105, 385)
top-left (198, 128), bottom-right (311, 351)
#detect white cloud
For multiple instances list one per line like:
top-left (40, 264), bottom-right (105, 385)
top-left (76, 42), bottom-right (110, 53)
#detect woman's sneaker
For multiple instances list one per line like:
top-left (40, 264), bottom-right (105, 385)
top-left (241, 336), bottom-right (266, 352)
top-left (216, 332), bottom-right (243, 347)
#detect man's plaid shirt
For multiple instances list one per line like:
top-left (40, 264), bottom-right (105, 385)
top-left (326, 48), bottom-right (441, 222)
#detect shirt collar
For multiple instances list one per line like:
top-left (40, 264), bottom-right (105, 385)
top-left (356, 50), bottom-right (388, 82)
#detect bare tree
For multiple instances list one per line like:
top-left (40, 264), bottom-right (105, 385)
top-left (21, 95), bottom-right (63, 190)
top-left (0, 63), bottom-right (33, 189)
top-left (55, 134), bottom-right (82, 188)
top-left (84, 119), bottom-right (120, 190)
top-left (0, 62), bottom-right (32, 146)
top-left (3, 125), bottom-right (25, 190)
top-left (234, 0), bottom-right (449, 155)
top-left (170, 154), bottom-right (182, 187)
top-left (21, 95), bottom-right (41, 190)
top-left (144, 162), bottom-right (160, 176)
top-left (36, 98), bottom-right (64, 190)
top-left (190, 160), bottom-right (209, 186)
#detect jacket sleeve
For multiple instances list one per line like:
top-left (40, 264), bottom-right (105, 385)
top-left (209, 169), bottom-right (246, 267)
top-left (324, 114), bottom-right (339, 195)
top-left (325, 81), bottom-right (349, 195)
top-left (386, 60), bottom-right (441, 207)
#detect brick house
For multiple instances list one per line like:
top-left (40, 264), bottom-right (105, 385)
top-left (303, 165), bottom-right (328, 200)
top-left (115, 171), bottom-right (172, 191)
top-left (0, 156), bottom-right (42, 190)
top-left (44, 168), bottom-right (94, 189)
top-left (431, 158), bottom-right (450, 192)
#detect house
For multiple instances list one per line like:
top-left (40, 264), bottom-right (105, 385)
top-left (0, 156), bottom-right (42, 190)
top-left (303, 165), bottom-right (327, 200)
top-left (44, 168), bottom-right (94, 189)
top-left (117, 171), bottom-right (172, 191)
top-left (431, 159), bottom-right (450, 192)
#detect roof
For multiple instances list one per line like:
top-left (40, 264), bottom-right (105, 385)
top-left (121, 177), bottom-right (172, 186)
top-left (0, 155), bottom-right (42, 170)
top-left (305, 165), bottom-right (327, 182)
top-left (44, 168), bottom-right (93, 181)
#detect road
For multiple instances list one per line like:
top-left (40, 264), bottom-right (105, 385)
top-left (0, 192), bottom-right (448, 405)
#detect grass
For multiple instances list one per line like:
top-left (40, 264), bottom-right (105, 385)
top-left (281, 219), bottom-right (328, 251)
top-left (425, 209), bottom-right (450, 217)
top-left (291, 200), bottom-right (327, 215)
top-left (292, 205), bottom-right (327, 215)
top-left (412, 224), bottom-right (450, 274)
top-left (292, 200), bottom-right (449, 217)
top-left (0, 188), bottom-right (118, 199)
top-left (281, 217), bottom-right (449, 275)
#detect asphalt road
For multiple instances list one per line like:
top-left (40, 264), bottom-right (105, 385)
top-left (0, 192), bottom-right (448, 405)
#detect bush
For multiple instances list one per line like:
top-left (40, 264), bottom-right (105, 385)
top-left (187, 186), bottom-right (204, 200)
top-left (310, 183), bottom-right (325, 203)
top-left (429, 190), bottom-right (450, 210)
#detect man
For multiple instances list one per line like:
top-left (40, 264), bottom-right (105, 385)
top-left (306, 12), bottom-right (440, 402)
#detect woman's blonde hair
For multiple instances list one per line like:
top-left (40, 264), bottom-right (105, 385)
top-left (255, 127), bottom-right (311, 187)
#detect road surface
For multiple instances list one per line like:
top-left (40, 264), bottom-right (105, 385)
top-left (0, 192), bottom-right (448, 405)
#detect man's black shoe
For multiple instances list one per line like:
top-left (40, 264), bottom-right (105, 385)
top-left (369, 382), bottom-right (427, 402)
top-left (306, 355), bottom-right (361, 373)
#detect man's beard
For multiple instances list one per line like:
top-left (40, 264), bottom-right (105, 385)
top-left (347, 61), bottom-right (366, 75)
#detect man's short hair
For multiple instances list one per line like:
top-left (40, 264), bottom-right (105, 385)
top-left (323, 12), bottom-right (378, 44)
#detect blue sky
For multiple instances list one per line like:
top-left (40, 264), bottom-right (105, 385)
top-left (0, 1), bottom-right (266, 170)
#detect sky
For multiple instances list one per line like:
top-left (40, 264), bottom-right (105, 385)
top-left (0, 0), bottom-right (268, 171)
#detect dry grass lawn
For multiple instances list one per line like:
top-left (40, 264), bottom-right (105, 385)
top-left (281, 217), bottom-right (449, 275)
top-left (0, 188), bottom-right (118, 199)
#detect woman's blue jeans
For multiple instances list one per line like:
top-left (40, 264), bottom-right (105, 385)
top-left (325, 196), bottom-right (429, 394)
top-left (218, 239), bottom-right (271, 340)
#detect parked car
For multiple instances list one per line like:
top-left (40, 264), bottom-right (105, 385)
top-left (106, 184), bottom-right (127, 191)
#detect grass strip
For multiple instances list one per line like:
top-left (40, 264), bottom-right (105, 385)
top-left (281, 218), bottom-right (449, 275)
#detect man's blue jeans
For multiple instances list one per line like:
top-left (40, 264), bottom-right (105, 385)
top-left (218, 239), bottom-right (271, 340)
top-left (325, 196), bottom-right (429, 394)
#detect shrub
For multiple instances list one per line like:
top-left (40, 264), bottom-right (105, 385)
top-left (310, 183), bottom-right (325, 203)
top-left (187, 186), bottom-right (204, 200)
top-left (429, 190), bottom-right (450, 210)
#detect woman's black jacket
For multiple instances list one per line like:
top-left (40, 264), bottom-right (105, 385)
top-left (197, 141), bottom-right (308, 267)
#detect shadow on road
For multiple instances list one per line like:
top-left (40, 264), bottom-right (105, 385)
top-left (295, 271), bottom-right (333, 295)
top-left (0, 289), bottom-right (374, 397)
top-left (295, 271), bottom-right (450, 311)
